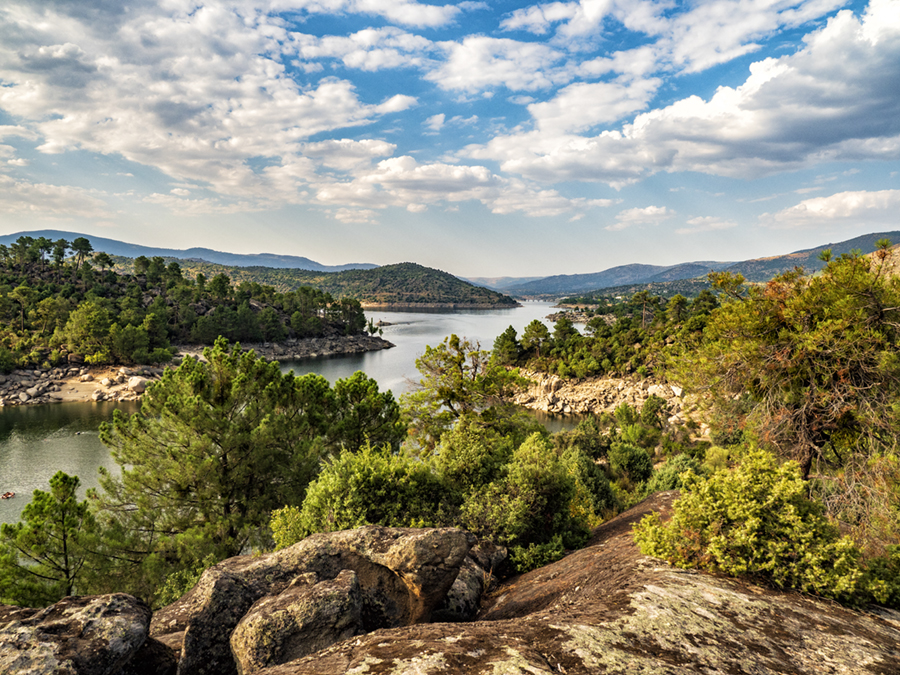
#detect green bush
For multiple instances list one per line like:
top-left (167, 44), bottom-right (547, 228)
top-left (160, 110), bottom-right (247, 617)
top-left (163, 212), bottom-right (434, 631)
top-left (643, 453), bottom-right (703, 495)
top-left (608, 441), bottom-right (653, 484)
top-left (459, 433), bottom-right (590, 571)
top-left (510, 536), bottom-right (565, 573)
top-left (276, 445), bottom-right (448, 546)
top-left (632, 449), bottom-right (871, 604)
top-left (561, 446), bottom-right (618, 517)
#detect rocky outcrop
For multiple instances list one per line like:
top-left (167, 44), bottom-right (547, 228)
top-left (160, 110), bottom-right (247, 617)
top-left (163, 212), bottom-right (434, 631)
top-left (0, 366), bottom-right (83, 406)
top-left (0, 593), bottom-right (152, 675)
top-left (150, 526), bottom-right (477, 675)
top-left (258, 493), bottom-right (900, 674)
top-left (230, 570), bottom-right (362, 674)
top-left (516, 370), bottom-right (697, 424)
top-left (4, 507), bottom-right (899, 674)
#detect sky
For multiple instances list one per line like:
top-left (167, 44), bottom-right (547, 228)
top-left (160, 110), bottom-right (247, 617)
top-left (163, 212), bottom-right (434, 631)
top-left (0, 0), bottom-right (898, 277)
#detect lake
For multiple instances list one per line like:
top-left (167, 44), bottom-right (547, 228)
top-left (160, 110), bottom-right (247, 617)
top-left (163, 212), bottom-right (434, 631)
top-left (0, 301), bottom-right (572, 524)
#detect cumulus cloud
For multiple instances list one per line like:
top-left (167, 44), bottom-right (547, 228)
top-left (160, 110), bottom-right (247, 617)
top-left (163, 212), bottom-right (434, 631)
top-left (606, 205), bottom-right (672, 230)
top-left (425, 37), bottom-right (569, 92)
top-left (761, 189), bottom-right (900, 228)
top-left (424, 114), bottom-right (445, 132)
top-left (470, 1), bottom-right (900, 184)
top-left (301, 139), bottom-right (396, 171)
top-left (527, 78), bottom-right (660, 133)
top-left (0, 1), bottom-right (417, 201)
top-left (290, 27), bottom-right (435, 71)
top-left (311, 154), bottom-right (616, 218)
top-left (0, 175), bottom-right (112, 218)
top-left (332, 207), bottom-right (378, 223)
top-left (143, 193), bottom-right (263, 215)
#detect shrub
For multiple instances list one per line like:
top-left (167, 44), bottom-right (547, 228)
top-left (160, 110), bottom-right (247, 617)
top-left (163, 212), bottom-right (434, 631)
top-left (459, 433), bottom-right (591, 570)
top-left (278, 445), bottom-right (448, 545)
top-left (510, 536), bottom-right (565, 573)
top-left (633, 449), bottom-right (868, 603)
top-left (643, 454), bottom-right (703, 495)
top-left (608, 441), bottom-right (654, 484)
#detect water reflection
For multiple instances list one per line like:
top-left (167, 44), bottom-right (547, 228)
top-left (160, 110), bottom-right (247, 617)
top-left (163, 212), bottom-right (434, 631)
top-left (0, 402), bottom-right (139, 524)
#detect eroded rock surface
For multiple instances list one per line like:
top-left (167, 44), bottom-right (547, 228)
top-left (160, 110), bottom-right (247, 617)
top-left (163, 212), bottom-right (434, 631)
top-left (258, 493), bottom-right (900, 675)
top-left (0, 593), bottom-right (151, 675)
top-left (230, 570), bottom-right (362, 674)
top-left (516, 371), bottom-right (695, 422)
top-left (150, 526), bottom-right (476, 675)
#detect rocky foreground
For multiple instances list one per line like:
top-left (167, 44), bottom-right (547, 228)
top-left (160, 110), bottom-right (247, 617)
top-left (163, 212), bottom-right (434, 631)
top-left (3, 494), bottom-right (899, 674)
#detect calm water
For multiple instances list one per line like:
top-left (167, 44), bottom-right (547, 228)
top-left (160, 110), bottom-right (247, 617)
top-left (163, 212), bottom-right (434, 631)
top-left (0, 302), bottom-right (573, 525)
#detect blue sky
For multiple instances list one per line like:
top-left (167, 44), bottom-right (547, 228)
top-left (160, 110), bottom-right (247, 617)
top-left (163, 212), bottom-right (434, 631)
top-left (0, 0), bottom-right (898, 276)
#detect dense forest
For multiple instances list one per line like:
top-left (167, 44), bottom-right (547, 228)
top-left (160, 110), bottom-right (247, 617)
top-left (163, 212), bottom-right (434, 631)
top-left (0, 235), bottom-right (369, 371)
top-left (110, 257), bottom-right (518, 306)
top-left (492, 288), bottom-right (721, 380)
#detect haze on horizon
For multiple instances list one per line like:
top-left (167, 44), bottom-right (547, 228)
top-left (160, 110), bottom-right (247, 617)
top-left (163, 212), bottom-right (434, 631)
top-left (0, 0), bottom-right (898, 277)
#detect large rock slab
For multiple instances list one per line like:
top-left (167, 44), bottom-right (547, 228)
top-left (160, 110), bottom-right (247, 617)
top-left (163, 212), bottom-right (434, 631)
top-left (0, 593), bottom-right (151, 675)
top-left (256, 493), bottom-right (900, 674)
top-left (151, 526), bottom-right (475, 675)
top-left (230, 570), bottom-right (362, 674)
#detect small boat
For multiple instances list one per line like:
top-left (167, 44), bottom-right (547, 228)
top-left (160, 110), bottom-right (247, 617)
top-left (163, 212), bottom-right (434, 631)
top-left (1, 492), bottom-right (14, 499)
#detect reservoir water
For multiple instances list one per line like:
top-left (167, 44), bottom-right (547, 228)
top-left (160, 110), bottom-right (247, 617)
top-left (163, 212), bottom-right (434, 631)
top-left (0, 301), bottom-right (567, 525)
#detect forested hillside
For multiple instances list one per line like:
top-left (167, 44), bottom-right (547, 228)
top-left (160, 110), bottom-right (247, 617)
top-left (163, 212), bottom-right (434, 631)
top-left (0, 235), bottom-right (369, 371)
top-left (109, 259), bottom-right (518, 306)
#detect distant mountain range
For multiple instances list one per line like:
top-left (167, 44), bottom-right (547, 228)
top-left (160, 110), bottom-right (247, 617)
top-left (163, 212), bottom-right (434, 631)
top-left (489, 231), bottom-right (900, 296)
top-left (0, 230), bottom-right (377, 273)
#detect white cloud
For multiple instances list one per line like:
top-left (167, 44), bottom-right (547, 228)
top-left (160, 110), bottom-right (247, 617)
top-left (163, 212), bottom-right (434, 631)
top-left (424, 114), bottom-right (445, 132)
top-left (0, 175), bottom-right (112, 218)
top-left (302, 138), bottom-right (396, 170)
top-left (425, 36), bottom-right (568, 92)
top-left (290, 27), bottom-right (435, 71)
top-left (500, 2), bottom-right (579, 34)
top-left (260, 0), bottom-right (463, 28)
top-left (332, 207), bottom-right (378, 223)
top-left (0, 2), bottom-right (417, 201)
top-left (143, 193), bottom-right (263, 214)
top-left (311, 154), bottom-right (616, 218)
top-left (469, 1), bottom-right (900, 184)
top-left (676, 216), bottom-right (738, 235)
top-left (527, 78), bottom-right (660, 133)
top-left (606, 205), bottom-right (671, 230)
top-left (761, 189), bottom-right (900, 228)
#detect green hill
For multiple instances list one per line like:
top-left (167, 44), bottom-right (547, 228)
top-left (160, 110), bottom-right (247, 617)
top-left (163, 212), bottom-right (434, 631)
top-left (131, 260), bottom-right (518, 307)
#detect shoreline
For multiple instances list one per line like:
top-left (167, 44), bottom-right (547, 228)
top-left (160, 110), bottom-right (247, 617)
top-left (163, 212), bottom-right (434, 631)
top-left (360, 302), bottom-right (521, 309)
top-left (0, 334), bottom-right (394, 407)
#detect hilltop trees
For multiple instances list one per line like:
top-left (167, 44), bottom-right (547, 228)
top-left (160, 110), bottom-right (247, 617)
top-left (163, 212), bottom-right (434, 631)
top-left (0, 235), bottom-right (372, 371)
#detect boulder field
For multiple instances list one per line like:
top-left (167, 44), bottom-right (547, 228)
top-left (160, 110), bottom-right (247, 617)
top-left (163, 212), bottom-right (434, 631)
top-left (2, 495), bottom-right (899, 674)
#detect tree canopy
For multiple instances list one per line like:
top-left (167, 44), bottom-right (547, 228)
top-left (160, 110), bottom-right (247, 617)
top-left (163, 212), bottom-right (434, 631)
top-left (675, 248), bottom-right (900, 479)
top-left (92, 338), bottom-right (401, 600)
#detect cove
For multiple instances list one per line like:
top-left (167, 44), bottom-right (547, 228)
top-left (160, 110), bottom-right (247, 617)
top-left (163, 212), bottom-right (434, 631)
top-left (0, 301), bottom-right (573, 525)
